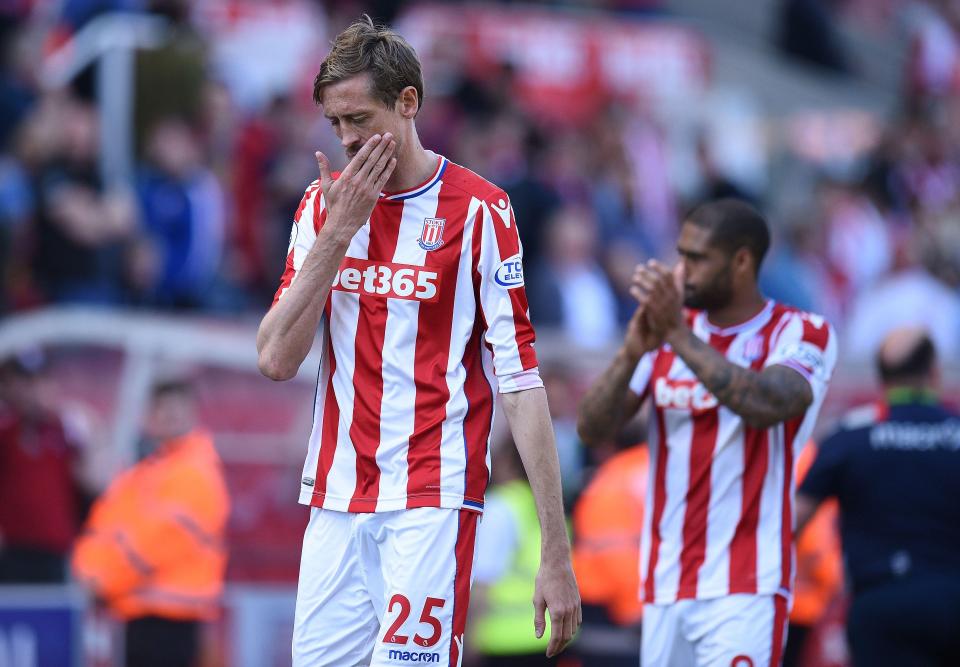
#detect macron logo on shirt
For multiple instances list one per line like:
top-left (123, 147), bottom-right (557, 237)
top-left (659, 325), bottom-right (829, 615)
top-left (654, 377), bottom-right (718, 411)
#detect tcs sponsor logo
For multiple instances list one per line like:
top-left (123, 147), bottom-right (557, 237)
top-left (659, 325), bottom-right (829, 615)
top-left (388, 649), bottom-right (440, 663)
top-left (654, 377), bottom-right (718, 411)
top-left (333, 258), bottom-right (440, 303)
top-left (494, 254), bottom-right (524, 288)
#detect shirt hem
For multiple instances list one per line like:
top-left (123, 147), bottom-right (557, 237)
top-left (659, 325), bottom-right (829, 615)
top-left (643, 582), bottom-right (792, 605)
top-left (298, 488), bottom-right (485, 513)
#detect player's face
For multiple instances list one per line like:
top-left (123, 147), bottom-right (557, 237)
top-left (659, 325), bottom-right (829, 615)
top-left (676, 222), bottom-right (735, 311)
top-left (321, 73), bottom-right (402, 161)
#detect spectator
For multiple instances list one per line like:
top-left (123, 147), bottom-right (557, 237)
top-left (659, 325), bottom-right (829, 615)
top-left (0, 351), bottom-right (91, 583)
top-left (797, 326), bottom-right (960, 667)
top-left (29, 96), bottom-right (135, 304)
top-left (136, 117), bottom-right (227, 309)
top-left (72, 375), bottom-right (230, 667)
top-left (570, 443), bottom-right (646, 667)
top-left (528, 205), bottom-right (619, 350)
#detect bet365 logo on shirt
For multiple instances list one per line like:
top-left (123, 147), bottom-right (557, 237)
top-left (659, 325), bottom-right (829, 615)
top-left (654, 377), bottom-right (718, 411)
top-left (333, 258), bottom-right (440, 302)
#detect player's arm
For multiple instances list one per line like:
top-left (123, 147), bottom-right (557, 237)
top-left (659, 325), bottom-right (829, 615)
top-left (665, 329), bottom-right (813, 428)
top-left (577, 304), bottom-right (657, 446)
top-left (257, 134), bottom-right (396, 380)
top-left (634, 261), bottom-right (813, 429)
top-left (501, 387), bottom-right (581, 658)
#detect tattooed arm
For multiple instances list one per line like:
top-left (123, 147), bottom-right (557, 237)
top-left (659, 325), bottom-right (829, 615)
top-left (577, 306), bottom-right (657, 446)
top-left (664, 326), bottom-right (813, 429)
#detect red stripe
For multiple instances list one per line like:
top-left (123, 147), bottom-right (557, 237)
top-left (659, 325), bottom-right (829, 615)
top-left (727, 310), bottom-right (785, 593)
top-left (406, 183), bottom-right (468, 507)
top-left (643, 348), bottom-right (675, 602)
top-left (449, 510), bottom-right (478, 666)
top-left (347, 201), bottom-right (405, 512)
top-left (460, 317), bottom-right (495, 506)
top-left (311, 301), bottom-right (339, 504)
top-left (727, 426), bottom-right (768, 594)
top-left (676, 333), bottom-right (735, 599)
top-left (800, 316), bottom-right (830, 351)
top-left (486, 200), bottom-right (537, 370)
top-left (460, 207), bottom-right (495, 506)
top-left (770, 594), bottom-right (788, 666)
top-left (270, 184), bottom-right (321, 306)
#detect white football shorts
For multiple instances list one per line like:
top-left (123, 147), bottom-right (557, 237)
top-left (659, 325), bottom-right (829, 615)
top-left (641, 593), bottom-right (789, 667)
top-left (293, 506), bottom-right (479, 667)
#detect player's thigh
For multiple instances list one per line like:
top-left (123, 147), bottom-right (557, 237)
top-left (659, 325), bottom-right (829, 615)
top-left (293, 508), bottom-right (379, 667)
top-left (369, 508), bottom-right (479, 667)
top-left (641, 601), bottom-right (696, 667)
top-left (693, 594), bottom-right (788, 667)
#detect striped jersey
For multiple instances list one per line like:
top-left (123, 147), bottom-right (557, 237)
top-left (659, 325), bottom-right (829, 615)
top-left (273, 155), bottom-right (541, 514)
top-left (628, 301), bottom-right (837, 604)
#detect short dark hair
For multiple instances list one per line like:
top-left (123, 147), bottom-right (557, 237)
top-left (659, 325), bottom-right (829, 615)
top-left (877, 334), bottom-right (936, 384)
top-left (313, 15), bottom-right (424, 112)
top-left (685, 199), bottom-right (771, 274)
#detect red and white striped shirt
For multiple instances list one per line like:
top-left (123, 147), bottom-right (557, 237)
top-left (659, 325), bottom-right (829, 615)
top-left (629, 301), bottom-right (837, 604)
top-left (273, 155), bottom-right (541, 513)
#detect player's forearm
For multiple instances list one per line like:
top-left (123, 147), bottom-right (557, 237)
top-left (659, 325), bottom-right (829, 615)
top-left (666, 327), bottom-right (812, 428)
top-left (257, 225), bottom-right (352, 380)
top-left (667, 327), bottom-right (812, 428)
top-left (502, 387), bottom-right (572, 563)
top-left (576, 347), bottom-right (642, 446)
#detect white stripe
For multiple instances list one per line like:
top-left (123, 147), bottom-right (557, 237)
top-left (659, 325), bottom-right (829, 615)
top-left (757, 423), bottom-right (788, 596)
top-left (697, 405), bottom-right (743, 597)
top-left (440, 197), bottom-right (485, 504)
top-left (320, 230), bottom-right (369, 509)
top-left (375, 196), bottom-right (435, 510)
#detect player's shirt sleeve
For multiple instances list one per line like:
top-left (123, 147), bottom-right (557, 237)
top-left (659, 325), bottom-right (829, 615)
top-left (476, 193), bottom-right (542, 394)
top-left (764, 311), bottom-right (838, 404)
top-left (628, 352), bottom-right (655, 401)
top-left (798, 430), bottom-right (847, 502)
top-left (271, 180), bottom-right (324, 306)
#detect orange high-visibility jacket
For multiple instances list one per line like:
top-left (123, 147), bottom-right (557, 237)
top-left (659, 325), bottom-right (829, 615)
top-left (72, 430), bottom-right (230, 621)
top-left (572, 445), bottom-right (648, 626)
top-left (791, 441), bottom-right (843, 626)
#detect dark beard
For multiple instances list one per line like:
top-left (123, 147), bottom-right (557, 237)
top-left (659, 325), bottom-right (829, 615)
top-left (683, 272), bottom-right (734, 311)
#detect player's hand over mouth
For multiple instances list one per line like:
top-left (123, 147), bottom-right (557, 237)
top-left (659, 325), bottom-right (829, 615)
top-left (314, 133), bottom-right (397, 240)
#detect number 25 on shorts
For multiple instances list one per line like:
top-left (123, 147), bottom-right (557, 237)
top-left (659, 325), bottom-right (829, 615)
top-left (382, 594), bottom-right (446, 648)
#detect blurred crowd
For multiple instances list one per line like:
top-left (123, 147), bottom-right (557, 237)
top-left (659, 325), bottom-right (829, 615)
top-left (0, 0), bottom-right (959, 361)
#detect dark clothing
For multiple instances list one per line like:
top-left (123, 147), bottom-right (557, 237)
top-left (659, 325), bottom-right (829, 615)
top-left (800, 399), bottom-right (960, 593)
top-left (800, 397), bottom-right (960, 667)
top-left (846, 574), bottom-right (960, 667)
top-left (125, 616), bottom-right (199, 667)
top-left (0, 546), bottom-right (67, 584)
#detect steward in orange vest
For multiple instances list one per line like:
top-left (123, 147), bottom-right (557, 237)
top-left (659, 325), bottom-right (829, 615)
top-left (72, 378), bottom-right (229, 667)
top-left (571, 444), bottom-right (647, 665)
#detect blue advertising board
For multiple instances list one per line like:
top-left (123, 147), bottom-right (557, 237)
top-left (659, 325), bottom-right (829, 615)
top-left (0, 586), bottom-right (86, 667)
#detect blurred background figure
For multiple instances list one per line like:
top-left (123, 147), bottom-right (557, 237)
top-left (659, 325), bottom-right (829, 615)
top-left (470, 441), bottom-right (554, 667)
top-left (0, 350), bottom-right (93, 583)
top-left (72, 375), bottom-right (230, 667)
top-left (797, 327), bottom-right (960, 667)
top-left (570, 443), bottom-right (646, 667)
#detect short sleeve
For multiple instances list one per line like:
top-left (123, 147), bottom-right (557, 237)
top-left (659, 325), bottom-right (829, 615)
top-left (271, 181), bottom-right (324, 305)
top-left (476, 193), bottom-right (542, 394)
top-left (765, 312), bottom-right (838, 403)
top-left (628, 352), bottom-right (655, 399)
top-left (798, 430), bottom-right (848, 501)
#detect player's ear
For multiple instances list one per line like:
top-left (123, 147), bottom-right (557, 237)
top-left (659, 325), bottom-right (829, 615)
top-left (396, 86), bottom-right (419, 119)
top-left (733, 246), bottom-right (753, 278)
